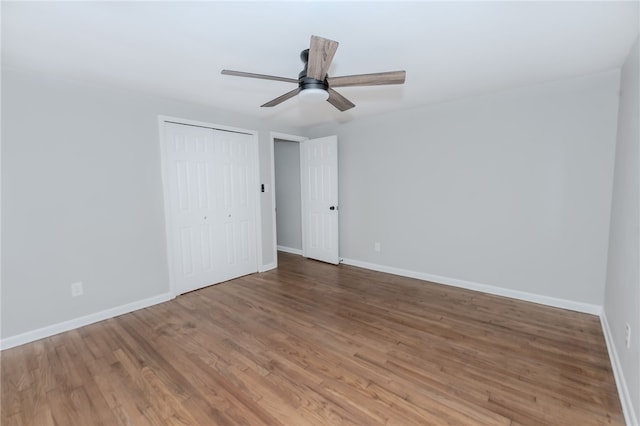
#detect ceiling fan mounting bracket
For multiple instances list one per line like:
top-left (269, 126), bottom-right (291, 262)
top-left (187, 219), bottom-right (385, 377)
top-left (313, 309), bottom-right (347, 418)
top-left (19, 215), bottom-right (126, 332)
top-left (300, 48), bottom-right (310, 64)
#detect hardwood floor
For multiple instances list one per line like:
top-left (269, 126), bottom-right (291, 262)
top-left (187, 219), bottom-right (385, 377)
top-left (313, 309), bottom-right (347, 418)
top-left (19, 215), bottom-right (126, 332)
top-left (1, 252), bottom-right (623, 425)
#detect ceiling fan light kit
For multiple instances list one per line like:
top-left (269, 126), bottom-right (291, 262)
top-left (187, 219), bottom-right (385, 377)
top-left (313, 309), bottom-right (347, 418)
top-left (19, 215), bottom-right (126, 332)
top-left (298, 88), bottom-right (329, 103)
top-left (221, 35), bottom-right (406, 112)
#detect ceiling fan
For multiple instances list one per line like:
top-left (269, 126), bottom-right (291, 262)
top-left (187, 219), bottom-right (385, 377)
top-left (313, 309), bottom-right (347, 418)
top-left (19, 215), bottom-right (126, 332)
top-left (221, 35), bottom-right (406, 112)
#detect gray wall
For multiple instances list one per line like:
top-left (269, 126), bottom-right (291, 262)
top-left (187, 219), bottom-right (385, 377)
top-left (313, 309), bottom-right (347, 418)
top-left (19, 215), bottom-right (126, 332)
top-left (274, 140), bottom-right (302, 251)
top-left (604, 37), bottom-right (639, 423)
top-left (1, 67), bottom-right (301, 339)
top-left (309, 70), bottom-right (620, 306)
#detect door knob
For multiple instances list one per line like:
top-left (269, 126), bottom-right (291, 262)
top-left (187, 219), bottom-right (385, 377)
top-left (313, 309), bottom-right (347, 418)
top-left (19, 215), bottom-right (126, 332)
top-left (329, 206), bottom-right (336, 210)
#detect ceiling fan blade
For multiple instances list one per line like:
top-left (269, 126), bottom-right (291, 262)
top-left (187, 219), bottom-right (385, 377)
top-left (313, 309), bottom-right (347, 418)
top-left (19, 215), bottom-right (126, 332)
top-left (327, 89), bottom-right (355, 112)
top-left (307, 35), bottom-right (339, 81)
top-left (328, 70), bottom-right (406, 87)
top-left (261, 88), bottom-right (301, 107)
top-left (221, 69), bottom-right (298, 84)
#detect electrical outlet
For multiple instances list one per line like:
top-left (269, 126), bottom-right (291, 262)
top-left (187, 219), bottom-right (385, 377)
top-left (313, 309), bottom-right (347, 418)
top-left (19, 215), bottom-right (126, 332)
top-left (625, 323), bottom-right (631, 349)
top-left (374, 242), bottom-right (381, 252)
top-left (71, 281), bottom-right (84, 297)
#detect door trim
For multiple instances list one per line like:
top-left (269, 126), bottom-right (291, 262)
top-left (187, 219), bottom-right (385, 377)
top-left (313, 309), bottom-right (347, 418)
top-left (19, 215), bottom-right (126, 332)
top-left (269, 132), bottom-right (307, 270)
top-left (159, 115), bottom-right (261, 297)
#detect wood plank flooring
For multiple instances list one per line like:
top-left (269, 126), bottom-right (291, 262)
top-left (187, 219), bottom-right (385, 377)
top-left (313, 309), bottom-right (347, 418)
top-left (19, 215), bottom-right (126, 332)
top-left (1, 252), bottom-right (623, 425)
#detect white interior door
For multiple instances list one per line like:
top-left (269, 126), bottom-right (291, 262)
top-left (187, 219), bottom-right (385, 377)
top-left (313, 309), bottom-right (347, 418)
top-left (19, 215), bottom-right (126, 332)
top-left (300, 135), bottom-right (339, 264)
top-left (163, 122), bottom-right (257, 294)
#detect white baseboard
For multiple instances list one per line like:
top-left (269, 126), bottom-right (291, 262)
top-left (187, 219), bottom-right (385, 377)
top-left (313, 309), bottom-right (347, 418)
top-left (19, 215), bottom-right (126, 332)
top-left (341, 257), bottom-right (602, 315)
top-left (277, 245), bottom-right (303, 256)
top-left (601, 312), bottom-right (638, 426)
top-left (0, 292), bottom-right (175, 351)
top-left (259, 261), bottom-right (277, 272)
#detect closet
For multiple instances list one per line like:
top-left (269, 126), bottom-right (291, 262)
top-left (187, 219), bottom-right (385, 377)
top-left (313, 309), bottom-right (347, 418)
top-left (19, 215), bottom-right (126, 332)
top-left (161, 120), bottom-right (258, 294)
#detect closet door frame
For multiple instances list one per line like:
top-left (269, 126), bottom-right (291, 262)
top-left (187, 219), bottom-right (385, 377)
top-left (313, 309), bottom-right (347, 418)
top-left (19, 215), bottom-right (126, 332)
top-left (158, 115), bottom-right (262, 297)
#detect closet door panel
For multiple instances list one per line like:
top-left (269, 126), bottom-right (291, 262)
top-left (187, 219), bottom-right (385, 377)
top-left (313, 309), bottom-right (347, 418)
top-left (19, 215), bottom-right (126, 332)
top-left (163, 122), bottom-right (257, 294)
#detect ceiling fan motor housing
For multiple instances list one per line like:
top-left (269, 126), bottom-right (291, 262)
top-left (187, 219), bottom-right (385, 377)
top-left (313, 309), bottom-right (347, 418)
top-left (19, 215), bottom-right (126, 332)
top-left (299, 75), bottom-right (329, 91)
top-left (299, 48), bottom-right (329, 91)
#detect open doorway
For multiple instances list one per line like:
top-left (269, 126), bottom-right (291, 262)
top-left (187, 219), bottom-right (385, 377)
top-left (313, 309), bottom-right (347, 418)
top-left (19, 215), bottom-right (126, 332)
top-left (270, 132), bottom-right (307, 264)
top-left (274, 138), bottom-right (303, 254)
top-left (270, 132), bottom-right (340, 266)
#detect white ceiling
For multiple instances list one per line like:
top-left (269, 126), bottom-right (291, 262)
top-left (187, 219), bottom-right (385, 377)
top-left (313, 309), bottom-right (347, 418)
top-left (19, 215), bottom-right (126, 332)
top-left (2, 1), bottom-right (639, 129)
